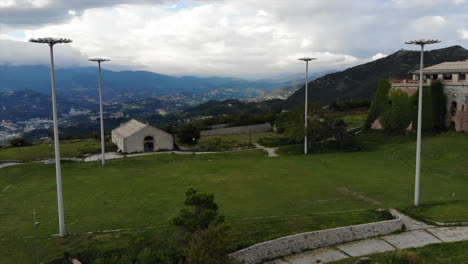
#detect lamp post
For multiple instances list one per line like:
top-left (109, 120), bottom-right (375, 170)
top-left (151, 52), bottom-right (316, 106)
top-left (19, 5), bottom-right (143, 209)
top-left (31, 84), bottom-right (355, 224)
top-left (405, 39), bottom-right (440, 207)
top-left (29, 37), bottom-right (72, 237)
top-left (298, 57), bottom-right (317, 154)
top-left (89, 58), bottom-right (110, 166)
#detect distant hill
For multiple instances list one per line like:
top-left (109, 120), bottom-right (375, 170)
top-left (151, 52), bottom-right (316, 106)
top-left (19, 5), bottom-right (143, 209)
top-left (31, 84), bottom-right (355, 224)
top-left (0, 65), bottom-right (306, 102)
top-left (284, 45), bottom-right (468, 107)
top-left (180, 98), bottom-right (284, 118)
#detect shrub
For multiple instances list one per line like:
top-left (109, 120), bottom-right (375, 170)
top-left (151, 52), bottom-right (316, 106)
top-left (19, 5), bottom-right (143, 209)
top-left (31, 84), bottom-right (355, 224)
top-left (184, 224), bottom-right (238, 264)
top-left (9, 136), bottom-right (32, 147)
top-left (177, 124), bottom-right (201, 145)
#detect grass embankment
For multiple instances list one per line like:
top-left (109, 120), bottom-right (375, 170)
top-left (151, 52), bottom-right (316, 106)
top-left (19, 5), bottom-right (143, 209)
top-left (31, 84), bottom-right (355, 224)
top-left (0, 140), bottom-right (116, 162)
top-left (332, 241), bottom-right (468, 264)
top-left (0, 132), bottom-right (466, 263)
top-left (197, 131), bottom-right (284, 151)
top-left (331, 112), bottom-right (367, 128)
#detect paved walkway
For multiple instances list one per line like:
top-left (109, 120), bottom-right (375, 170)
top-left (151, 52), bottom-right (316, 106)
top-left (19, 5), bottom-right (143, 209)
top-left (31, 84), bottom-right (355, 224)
top-left (265, 210), bottom-right (468, 264)
top-left (0, 162), bottom-right (20, 169)
top-left (254, 143), bottom-right (278, 157)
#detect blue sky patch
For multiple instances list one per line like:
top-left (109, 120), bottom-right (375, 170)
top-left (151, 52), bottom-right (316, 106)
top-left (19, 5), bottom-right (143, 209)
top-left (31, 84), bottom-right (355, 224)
top-left (165, 0), bottom-right (203, 12)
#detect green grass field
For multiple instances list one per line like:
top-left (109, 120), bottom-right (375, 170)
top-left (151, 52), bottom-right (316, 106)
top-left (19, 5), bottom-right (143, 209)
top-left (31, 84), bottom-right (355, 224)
top-left (197, 131), bottom-right (284, 150)
top-left (331, 113), bottom-right (367, 128)
top-left (0, 140), bottom-right (116, 162)
top-left (0, 132), bottom-right (467, 263)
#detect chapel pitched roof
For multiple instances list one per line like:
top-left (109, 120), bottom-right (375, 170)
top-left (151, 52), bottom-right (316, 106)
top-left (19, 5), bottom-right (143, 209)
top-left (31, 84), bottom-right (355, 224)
top-left (112, 119), bottom-right (147, 138)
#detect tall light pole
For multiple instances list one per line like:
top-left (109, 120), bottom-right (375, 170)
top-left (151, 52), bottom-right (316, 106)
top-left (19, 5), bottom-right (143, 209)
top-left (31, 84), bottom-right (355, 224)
top-left (89, 58), bottom-right (110, 166)
top-left (29, 37), bottom-right (72, 237)
top-left (405, 39), bottom-right (440, 207)
top-left (298, 57), bottom-right (317, 154)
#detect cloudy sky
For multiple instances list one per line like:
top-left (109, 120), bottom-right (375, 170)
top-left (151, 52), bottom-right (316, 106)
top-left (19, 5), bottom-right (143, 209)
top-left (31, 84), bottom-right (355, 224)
top-left (0, 0), bottom-right (467, 77)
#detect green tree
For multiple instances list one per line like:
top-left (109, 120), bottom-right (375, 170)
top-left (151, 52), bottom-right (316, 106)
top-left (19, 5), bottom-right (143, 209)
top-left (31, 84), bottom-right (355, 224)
top-left (177, 124), bottom-right (201, 145)
top-left (365, 79), bottom-right (391, 128)
top-left (171, 188), bottom-right (224, 234)
top-left (380, 89), bottom-right (412, 134)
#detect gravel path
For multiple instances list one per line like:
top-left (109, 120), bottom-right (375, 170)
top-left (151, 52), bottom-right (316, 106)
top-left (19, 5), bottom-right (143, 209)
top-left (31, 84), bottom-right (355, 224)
top-left (254, 143), bottom-right (278, 157)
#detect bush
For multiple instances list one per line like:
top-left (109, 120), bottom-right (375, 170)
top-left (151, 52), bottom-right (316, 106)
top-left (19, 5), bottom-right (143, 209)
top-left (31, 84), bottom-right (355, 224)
top-left (9, 136), bottom-right (32, 147)
top-left (177, 124), bottom-right (201, 145)
top-left (184, 224), bottom-right (238, 264)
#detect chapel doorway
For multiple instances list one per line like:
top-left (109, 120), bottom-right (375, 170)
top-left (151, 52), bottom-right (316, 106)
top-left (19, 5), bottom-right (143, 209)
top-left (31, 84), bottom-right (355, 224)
top-left (144, 136), bottom-right (154, 152)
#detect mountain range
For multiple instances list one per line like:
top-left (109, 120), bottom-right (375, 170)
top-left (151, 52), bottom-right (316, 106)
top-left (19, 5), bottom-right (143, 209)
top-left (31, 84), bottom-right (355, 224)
top-left (0, 65), bottom-right (313, 103)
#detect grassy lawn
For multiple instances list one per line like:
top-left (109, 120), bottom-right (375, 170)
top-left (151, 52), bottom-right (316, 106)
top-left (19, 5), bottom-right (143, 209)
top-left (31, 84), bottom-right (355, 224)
top-left (332, 241), bottom-right (468, 264)
top-left (197, 131), bottom-right (284, 150)
top-left (0, 132), bottom-right (466, 263)
top-left (0, 140), bottom-right (117, 162)
top-left (330, 112), bottom-right (367, 128)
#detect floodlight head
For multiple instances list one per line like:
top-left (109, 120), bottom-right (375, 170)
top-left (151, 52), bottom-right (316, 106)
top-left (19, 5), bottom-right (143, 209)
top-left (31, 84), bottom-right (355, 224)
top-left (29, 37), bottom-right (72, 45)
top-left (405, 39), bottom-right (441, 46)
top-left (298, 57), bottom-right (317, 62)
top-left (89, 58), bottom-right (111, 62)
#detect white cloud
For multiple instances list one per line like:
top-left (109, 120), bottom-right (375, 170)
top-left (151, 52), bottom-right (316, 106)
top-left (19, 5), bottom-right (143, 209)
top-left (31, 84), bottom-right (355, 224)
top-left (372, 53), bottom-right (387, 61)
top-left (0, 0), bottom-right (467, 76)
top-left (458, 29), bottom-right (468, 39)
top-left (0, 39), bottom-right (88, 67)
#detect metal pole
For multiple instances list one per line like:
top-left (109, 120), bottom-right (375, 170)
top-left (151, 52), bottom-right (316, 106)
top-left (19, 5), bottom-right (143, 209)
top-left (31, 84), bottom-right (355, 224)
top-left (97, 61), bottom-right (106, 166)
top-left (33, 209), bottom-right (39, 264)
top-left (49, 44), bottom-right (66, 236)
top-left (414, 44), bottom-right (424, 207)
top-left (304, 61), bottom-right (309, 155)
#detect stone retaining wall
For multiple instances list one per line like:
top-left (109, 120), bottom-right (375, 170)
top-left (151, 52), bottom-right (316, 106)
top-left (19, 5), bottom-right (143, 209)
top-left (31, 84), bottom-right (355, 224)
top-left (200, 123), bottom-right (273, 136)
top-left (229, 217), bottom-right (403, 264)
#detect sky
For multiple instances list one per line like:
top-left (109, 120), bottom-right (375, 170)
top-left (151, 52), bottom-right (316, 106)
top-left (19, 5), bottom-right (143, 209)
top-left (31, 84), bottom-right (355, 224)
top-left (0, 0), bottom-right (467, 77)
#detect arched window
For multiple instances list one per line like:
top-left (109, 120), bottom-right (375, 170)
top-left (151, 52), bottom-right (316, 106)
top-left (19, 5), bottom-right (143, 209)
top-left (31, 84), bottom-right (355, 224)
top-left (450, 101), bottom-right (457, 116)
top-left (144, 136), bottom-right (154, 141)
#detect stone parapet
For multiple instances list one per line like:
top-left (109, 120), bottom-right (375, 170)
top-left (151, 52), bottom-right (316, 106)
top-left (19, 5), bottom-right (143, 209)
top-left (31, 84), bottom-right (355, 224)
top-left (229, 217), bottom-right (403, 264)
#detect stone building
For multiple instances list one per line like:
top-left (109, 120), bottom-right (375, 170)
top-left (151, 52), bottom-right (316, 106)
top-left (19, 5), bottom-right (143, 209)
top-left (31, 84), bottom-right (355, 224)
top-left (389, 60), bottom-right (468, 131)
top-left (111, 119), bottom-right (174, 153)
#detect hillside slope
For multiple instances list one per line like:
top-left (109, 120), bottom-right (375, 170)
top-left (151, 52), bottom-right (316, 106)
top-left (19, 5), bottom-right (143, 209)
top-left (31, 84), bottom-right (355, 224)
top-left (284, 45), bottom-right (468, 107)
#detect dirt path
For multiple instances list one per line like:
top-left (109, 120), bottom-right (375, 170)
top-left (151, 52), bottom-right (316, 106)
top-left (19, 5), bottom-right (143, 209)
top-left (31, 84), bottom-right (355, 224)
top-left (254, 143), bottom-right (278, 157)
